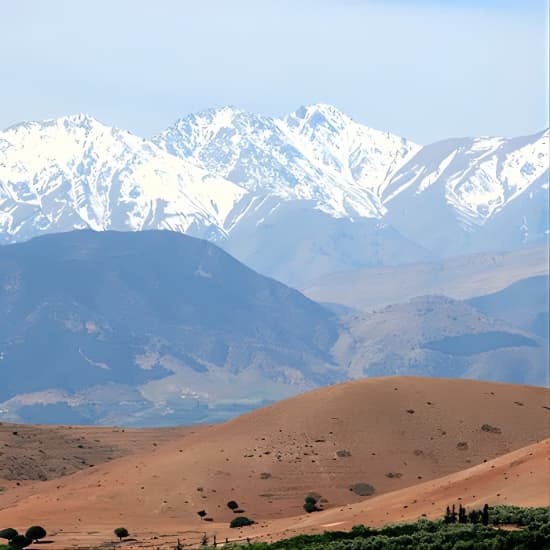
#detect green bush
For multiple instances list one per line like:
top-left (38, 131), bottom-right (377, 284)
top-left (8, 535), bottom-right (31, 549)
top-left (230, 516), bottom-right (255, 528)
top-left (303, 495), bottom-right (320, 513)
top-left (25, 526), bottom-right (46, 542)
top-left (236, 505), bottom-right (550, 549)
top-left (0, 530), bottom-right (17, 542)
top-left (114, 527), bottom-right (129, 541)
top-left (227, 500), bottom-right (239, 510)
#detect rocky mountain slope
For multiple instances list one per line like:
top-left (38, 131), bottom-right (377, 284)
top-left (467, 275), bottom-right (549, 340)
top-left (0, 230), bottom-right (340, 425)
top-left (0, 231), bottom-right (546, 425)
top-left (335, 295), bottom-right (547, 386)
top-left (0, 106), bottom-right (547, 286)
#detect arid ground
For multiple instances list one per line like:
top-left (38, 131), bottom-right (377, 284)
top-left (0, 377), bottom-right (548, 548)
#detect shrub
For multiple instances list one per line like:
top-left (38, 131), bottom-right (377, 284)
top-left (8, 535), bottom-right (31, 549)
top-left (303, 496), bottom-right (320, 513)
top-left (230, 516), bottom-right (255, 528)
top-left (336, 450), bottom-right (351, 457)
top-left (114, 527), bottom-right (129, 541)
top-left (227, 500), bottom-right (239, 511)
top-left (0, 529), bottom-right (17, 541)
top-left (25, 526), bottom-right (47, 542)
top-left (197, 510), bottom-right (207, 520)
top-left (481, 424), bottom-right (501, 434)
top-left (349, 483), bottom-right (375, 496)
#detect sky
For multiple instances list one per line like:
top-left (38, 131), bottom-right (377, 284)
top-left (0, 0), bottom-right (548, 143)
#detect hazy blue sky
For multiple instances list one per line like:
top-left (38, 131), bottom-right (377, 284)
top-left (1, 0), bottom-right (548, 143)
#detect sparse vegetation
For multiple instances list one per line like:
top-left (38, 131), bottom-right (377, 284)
top-left (7, 535), bottom-right (31, 549)
top-left (230, 516), bottom-right (255, 528)
top-left (303, 495), bottom-right (320, 513)
top-left (114, 527), bottom-right (129, 541)
top-left (227, 500), bottom-right (240, 511)
top-left (481, 423), bottom-right (502, 434)
top-left (335, 450), bottom-right (351, 457)
top-left (349, 483), bottom-right (375, 496)
top-left (0, 529), bottom-right (17, 542)
top-left (25, 526), bottom-right (46, 543)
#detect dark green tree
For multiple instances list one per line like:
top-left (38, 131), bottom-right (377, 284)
top-left (458, 503), bottom-right (467, 524)
top-left (197, 510), bottom-right (207, 521)
top-left (444, 506), bottom-right (453, 524)
top-left (25, 526), bottom-right (47, 543)
top-left (451, 504), bottom-right (458, 524)
top-left (0, 529), bottom-right (17, 542)
top-left (468, 509), bottom-right (481, 524)
top-left (8, 535), bottom-right (31, 549)
top-left (229, 516), bottom-right (254, 528)
top-left (114, 527), bottom-right (129, 541)
top-left (481, 503), bottom-right (490, 526)
top-left (226, 500), bottom-right (239, 511)
top-left (303, 495), bottom-right (319, 513)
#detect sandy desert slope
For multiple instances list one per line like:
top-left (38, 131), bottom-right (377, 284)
top-left (0, 423), bottom-right (203, 486)
top-left (0, 377), bottom-right (550, 540)
top-left (2, 440), bottom-right (548, 548)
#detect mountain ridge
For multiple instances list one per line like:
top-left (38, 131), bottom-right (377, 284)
top-left (0, 230), bottom-right (546, 426)
top-left (1, 105), bottom-right (548, 285)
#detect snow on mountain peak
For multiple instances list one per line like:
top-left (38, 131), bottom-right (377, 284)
top-left (284, 103), bottom-right (354, 131)
top-left (0, 112), bottom-right (246, 240)
top-left (0, 106), bottom-right (547, 274)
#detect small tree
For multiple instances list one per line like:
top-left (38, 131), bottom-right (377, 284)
top-left (481, 504), bottom-right (490, 526)
top-left (229, 516), bottom-right (254, 528)
top-left (226, 500), bottom-right (239, 511)
top-left (197, 510), bottom-right (207, 521)
top-left (25, 526), bottom-right (47, 543)
top-left (0, 529), bottom-right (17, 542)
top-left (451, 504), bottom-right (457, 524)
top-left (114, 527), bottom-right (129, 541)
top-left (468, 509), bottom-right (481, 524)
top-left (458, 504), bottom-right (467, 524)
top-left (303, 495), bottom-right (319, 513)
top-left (444, 506), bottom-right (453, 524)
top-left (8, 535), bottom-right (32, 549)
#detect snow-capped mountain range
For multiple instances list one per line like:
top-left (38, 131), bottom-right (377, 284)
top-left (0, 105), bottom-right (548, 285)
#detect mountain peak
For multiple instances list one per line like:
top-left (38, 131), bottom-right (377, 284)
top-left (296, 103), bottom-right (347, 118)
top-left (3, 113), bottom-right (114, 138)
top-left (285, 103), bottom-right (351, 131)
top-left (174, 105), bottom-right (268, 127)
top-left (0, 106), bottom-right (547, 284)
